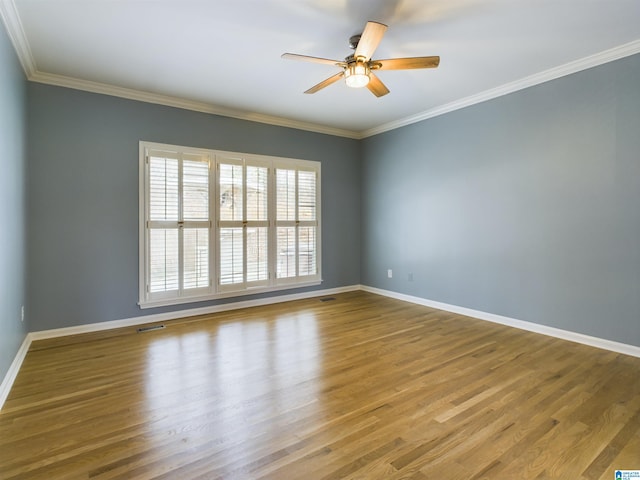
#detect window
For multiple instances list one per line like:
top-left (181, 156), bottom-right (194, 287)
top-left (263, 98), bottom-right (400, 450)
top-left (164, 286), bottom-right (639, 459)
top-left (275, 166), bottom-right (318, 281)
top-left (217, 157), bottom-right (270, 291)
top-left (139, 142), bottom-right (321, 308)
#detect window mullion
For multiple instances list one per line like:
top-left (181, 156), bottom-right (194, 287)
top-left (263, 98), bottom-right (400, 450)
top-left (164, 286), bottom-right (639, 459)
top-left (242, 162), bottom-right (248, 285)
top-left (177, 154), bottom-right (185, 296)
top-left (295, 170), bottom-right (300, 278)
top-left (210, 159), bottom-right (216, 293)
top-left (215, 159), bottom-right (220, 288)
top-left (143, 153), bottom-right (149, 296)
top-left (268, 167), bottom-right (276, 284)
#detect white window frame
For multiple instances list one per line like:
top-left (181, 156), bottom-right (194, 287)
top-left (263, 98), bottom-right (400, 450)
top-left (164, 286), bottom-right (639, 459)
top-left (139, 141), bottom-right (321, 308)
top-left (273, 161), bottom-right (321, 286)
top-left (216, 154), bottom-right (272, 293)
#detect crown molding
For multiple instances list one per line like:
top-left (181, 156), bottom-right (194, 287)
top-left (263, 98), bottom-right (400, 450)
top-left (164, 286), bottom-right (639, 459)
top-left (1, 0), bottom-right (358, 139)
top-left (0, 0), bottom-right (36, 76)
top-left (361, 39), bottom-right (640, 138)
top-left (28, 70), bottom-right (361, 139)
top-left (3, 0), bottom-right (639, 140)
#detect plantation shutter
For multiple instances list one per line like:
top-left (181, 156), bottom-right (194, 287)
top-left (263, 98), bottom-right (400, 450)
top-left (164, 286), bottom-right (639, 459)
top-left (275, 166), bottom-right (319, 282)
top-left (217, 157), bottom-right (270, 291)
top-left (145, 149), bottom-right (211, 302)
top-left (140, 142), bottom-right (321, 308)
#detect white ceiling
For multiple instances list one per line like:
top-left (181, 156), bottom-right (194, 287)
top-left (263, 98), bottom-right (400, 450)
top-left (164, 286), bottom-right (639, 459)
top-left (3, 0), bottom-right (640, 138)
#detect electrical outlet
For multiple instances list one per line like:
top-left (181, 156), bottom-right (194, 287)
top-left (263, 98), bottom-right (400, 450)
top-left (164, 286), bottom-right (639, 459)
top-left (21, 305), bottom-right (24, 322)
top-left (408, 272), bottom-right (414, 282)
top-left (387, 269), bottom-right (393, 278)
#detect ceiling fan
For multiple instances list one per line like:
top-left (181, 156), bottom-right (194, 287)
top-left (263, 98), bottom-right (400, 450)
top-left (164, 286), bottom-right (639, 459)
top-left (282, 21), bottom-right (440, 97)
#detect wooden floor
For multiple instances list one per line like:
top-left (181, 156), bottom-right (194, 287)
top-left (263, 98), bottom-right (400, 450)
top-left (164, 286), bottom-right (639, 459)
top-left (1, 291), bottom-right (639, 479)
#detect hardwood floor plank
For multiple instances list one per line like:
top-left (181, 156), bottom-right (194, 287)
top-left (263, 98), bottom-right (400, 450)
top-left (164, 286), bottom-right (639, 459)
top-left (582, 407), bottom-right (640, 479)
top-left (595, 430), bottom-right (640, 480)
top-left (1, 291), bottom-right (638, 479)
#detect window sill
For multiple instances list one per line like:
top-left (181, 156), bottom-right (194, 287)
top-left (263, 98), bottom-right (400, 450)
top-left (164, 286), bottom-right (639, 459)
top-left (138, 279), bottom-right (323, 309)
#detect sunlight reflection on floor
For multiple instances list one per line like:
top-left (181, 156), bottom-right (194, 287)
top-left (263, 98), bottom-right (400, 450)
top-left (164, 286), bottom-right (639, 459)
top-left (143, 311), bottom-right (323, 459)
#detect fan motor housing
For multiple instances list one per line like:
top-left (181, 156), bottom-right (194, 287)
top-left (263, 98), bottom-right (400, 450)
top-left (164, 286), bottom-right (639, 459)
top-left (348, 34), bottom-right (361, 50)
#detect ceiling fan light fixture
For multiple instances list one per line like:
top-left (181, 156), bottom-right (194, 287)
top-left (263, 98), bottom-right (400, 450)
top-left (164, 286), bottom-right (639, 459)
top-left (344, 61), bottom-right (370, 88)
top-left (283, 20), bottom-right (438, 97)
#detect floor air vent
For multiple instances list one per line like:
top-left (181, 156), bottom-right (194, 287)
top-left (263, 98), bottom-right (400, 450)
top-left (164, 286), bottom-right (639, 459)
top-left (137, 325), bottom-right (166, 333)
top-left (320, 297), bottom-right (336, 302)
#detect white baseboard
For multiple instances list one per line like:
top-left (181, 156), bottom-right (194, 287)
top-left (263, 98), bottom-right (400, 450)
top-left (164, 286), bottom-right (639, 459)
top-left (3, 283), bottom-right (638, 411)
top-left (28, 285), bottom-right (361, 341)
top-left (361, 285), bottom-right (640, 358)
top-left (0, 334), bottom-right (32, 410)
top-left (0, 285), bottom-right (360, 410)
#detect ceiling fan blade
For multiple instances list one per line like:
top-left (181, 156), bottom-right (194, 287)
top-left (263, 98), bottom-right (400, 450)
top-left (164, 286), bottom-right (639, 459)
top-left (373, 56), bottom-right (440, 70)
top-left (367, 73), bottom-right (390, 97)
top-left (354, 21), bottom-right (387, 61)
top-left (304, 71), bottom-right (345, 94)
top-left (282, 53), bottom-right (346, 67)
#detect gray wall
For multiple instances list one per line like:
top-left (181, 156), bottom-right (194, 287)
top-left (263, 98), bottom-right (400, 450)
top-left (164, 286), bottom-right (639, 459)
top-left (0, 26), bottom-right (28, 380)
top-left (12, 38), bottom-right (640, 349)
top-left (27, 84), bottom-right (361, 330)
top-left (362, 54), bottom-right (640, 347)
